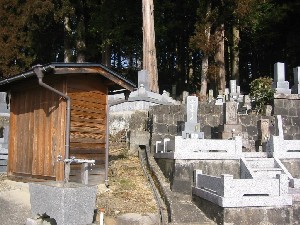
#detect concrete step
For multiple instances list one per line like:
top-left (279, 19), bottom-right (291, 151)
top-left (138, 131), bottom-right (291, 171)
top-left (169, 222), bottom-right (216, 225)
top-left (252, 168), bottom-right (283, 179)
top-left (245, 158), bottom-right (275, 168)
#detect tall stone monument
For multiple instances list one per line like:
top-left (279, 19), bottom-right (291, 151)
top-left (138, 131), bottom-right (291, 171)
top-left (292, 67), bottom-right (300, 94)
top-left (181, 96), bottom-right (204, 139)
top-left (272, 62), bottom-right (291, 94)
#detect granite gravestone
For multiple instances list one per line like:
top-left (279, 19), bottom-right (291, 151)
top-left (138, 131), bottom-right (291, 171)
top-left (292, 67), bottom-right (300, 94)
top-left (138, 70), bottom-right (150, 91)
top-left (220, 101), bottom-right (243, 139)
top-left (182, 96), bottom-right (204, 139)
top-left (225, 101), bottom-right (238, 124)
top-left (273, 62), bottom-right (291, 94)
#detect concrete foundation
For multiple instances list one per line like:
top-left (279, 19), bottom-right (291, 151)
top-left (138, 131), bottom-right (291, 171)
top-left (193, 195), bottom-right (295, 225)
top-left (29, 182), bottom-right (97, 225)
top-left (155, 158), bottom-right (240, 194)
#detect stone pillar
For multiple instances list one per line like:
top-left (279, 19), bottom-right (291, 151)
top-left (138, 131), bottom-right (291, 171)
top-left (292, 67), bottom-right (300, 94)
top-left (272, 62), bottom-right (291, 94)
top-left (138, 70), bottom-right (150, 91)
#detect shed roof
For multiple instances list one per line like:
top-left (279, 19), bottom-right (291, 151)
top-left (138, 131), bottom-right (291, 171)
top-left (0, 63), bottom-right (136, 92)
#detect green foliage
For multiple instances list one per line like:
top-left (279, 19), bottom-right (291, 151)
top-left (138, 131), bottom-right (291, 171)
top-left (249, 77), bottom-right (275, 114)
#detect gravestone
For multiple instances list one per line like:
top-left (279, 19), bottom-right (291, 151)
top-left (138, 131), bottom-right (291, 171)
top-left (230, 80), bottom-right (237, 94)
top-left (182, 91), bottom-right (189, 104)
top-left (138, 70), bottom-right (150, 91)
top-left (172, 85), bottom-right (177, 99)
top-left (181, 96), bottom-right (204, 139)
top-left (229, 80), bottom-right (239, 101)
top-left (225, 101), bottom-right (238, 124)
top-left (208, 89), bottom-right (214, 102)
top-left (292, 67), bottom-right (300, 94)
top-left (238, 95), bottom-right (252, 114)
top-left (225, 88), bottom-right (229, 101)
top-left (258, 119), bottom-right (270, 151)
top-left (215, 95), bottom-right (224, 105)
top-left (220, 101), bottom-right (243, 139)
top-left (272, 62), bottom-right (291, 94)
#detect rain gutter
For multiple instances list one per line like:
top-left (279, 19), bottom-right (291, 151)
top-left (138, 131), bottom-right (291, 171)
top-left (33, 65), bottom-right (71, 161)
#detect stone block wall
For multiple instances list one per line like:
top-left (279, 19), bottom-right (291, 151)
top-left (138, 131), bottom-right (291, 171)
top-left (149, 102), bottom-right (224, 152)
top-left (273, 94), bottom-right (300, 140)
top-left (150, 102), bottom-right (277, 152)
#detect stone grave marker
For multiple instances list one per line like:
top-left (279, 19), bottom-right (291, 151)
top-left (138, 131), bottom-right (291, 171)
top-left (208, 89), bottom-right (214, 102)
top-left (186, 96), bottom-right (198, 124)
top-left (273, 62), bottom-right (291, 94)
top-left (258, 119), bottom-right (270, 146)
top-left (225, 101), bottom-right (238, 124)
top-left (292, 67), bottom-right (300, 94)
top-left (230, 80), bottom-right (237, 94)
top-left (182, 96), bottom-right (204, 139)
top-left (138, 70), bottom-right (150, 91)
top-left (225, 88), bottom-right (229, 101)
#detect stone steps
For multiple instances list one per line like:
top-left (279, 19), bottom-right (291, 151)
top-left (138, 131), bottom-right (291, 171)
top-left (245, 158), bottom-right (275, 168)
top-left (245, 158), bottom-right (284, 179)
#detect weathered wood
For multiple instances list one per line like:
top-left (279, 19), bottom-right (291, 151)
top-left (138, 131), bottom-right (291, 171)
top-left (7, 73), bottom-right (109, 183)
top-left (70, 148), bottom-right (105, 154)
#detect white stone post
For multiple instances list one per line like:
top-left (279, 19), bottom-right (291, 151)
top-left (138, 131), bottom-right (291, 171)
top-left (221, 174), bottom-right (234, 197)
top-left (277, 174), bottom-right (288, 195)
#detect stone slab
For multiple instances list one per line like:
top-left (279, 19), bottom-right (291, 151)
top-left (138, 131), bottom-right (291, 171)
top-left (29, 182), bottom-right (97, 225)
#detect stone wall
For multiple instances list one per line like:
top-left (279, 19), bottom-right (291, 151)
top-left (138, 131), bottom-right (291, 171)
top-left (110, 95), bottom-right (300, 155)
top-left (156, 158), bottom-right (240, 194)
top-left (193, 195), bottom-right (296, 225)
top-left (273, 94), bottom-right (300, 140)
top-left (149, 102), bottom-right (224, 152)
top-left (109, 111), bottom-right (149, 155)
top-left (150, 102), bottom-right (277, 152)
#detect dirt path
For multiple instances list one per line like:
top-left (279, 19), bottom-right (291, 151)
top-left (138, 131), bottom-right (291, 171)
top-left (0, 177), bottom-right (31, 225)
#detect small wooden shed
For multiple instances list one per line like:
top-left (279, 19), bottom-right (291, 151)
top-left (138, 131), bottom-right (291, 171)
top-left (0, 63), bottom-right (135, 182)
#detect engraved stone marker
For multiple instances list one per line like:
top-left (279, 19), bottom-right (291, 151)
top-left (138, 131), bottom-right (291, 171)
top-left (292, 67), bottom-right (300, 94)
top-left (230, 80), bottom-right (237, 94)
top-left (182, 96), bottom-right (204, 139)
top-left (274, 62), bottom-right (285, 83)
top-left (138, 70), bottom-right (150, 91)
top-left (225, 101), bottom-right (238, 124)
top-left (186, 96), bottom-right (198, 124)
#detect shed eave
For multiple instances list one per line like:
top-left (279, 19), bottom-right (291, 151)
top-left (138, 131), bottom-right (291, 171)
top-left (0, 63), bottom-right (136, 92)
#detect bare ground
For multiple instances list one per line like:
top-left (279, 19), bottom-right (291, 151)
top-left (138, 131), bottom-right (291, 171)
top-left (96, 130), bottom-right (158, 217)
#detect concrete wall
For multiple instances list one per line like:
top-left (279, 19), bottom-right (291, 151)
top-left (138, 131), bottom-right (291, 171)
top-left (109, 111), bottom-right (149, 156)
top-left (193, 195), bottom-right (297, 225)
top-left (273, 94), bottom-right (300, 140)
top-left (155, 158), bottom-right (240, 194)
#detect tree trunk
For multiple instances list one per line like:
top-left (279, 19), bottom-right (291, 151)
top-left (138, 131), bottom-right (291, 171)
top-left (101, 41), bottom-right (111, 67)
top-left (199, 1), bottom-right (212, 99)
top-left (76, 14), bottom-right (86, 63)
top-left (232, 25), bottom-right (240, 82)
top-left (64, 16), bottom-right (72, 63)
top-left (142, 0), bottom-right (159, 93)
top-left (214, 24), bottom-right (226, 93)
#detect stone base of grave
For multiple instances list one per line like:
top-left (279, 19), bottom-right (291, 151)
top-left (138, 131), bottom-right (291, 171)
top-left (292, 84), bottom-right (300, 94)
top-left (219, 124), bottom-right (243, 139)
top-left (193, 195), bottom-right (295, 225)
top-left (29, 182), bottom-right (97, 225)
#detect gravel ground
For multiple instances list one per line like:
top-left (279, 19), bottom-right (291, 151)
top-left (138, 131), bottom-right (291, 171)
top-left (0, 174), bottom-right (31, 225)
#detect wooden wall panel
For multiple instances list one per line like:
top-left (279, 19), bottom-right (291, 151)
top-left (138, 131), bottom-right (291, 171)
top-left (67, 75), bottom-right (107, 173)
top-left (8, 80), bottom-right (66, 180)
